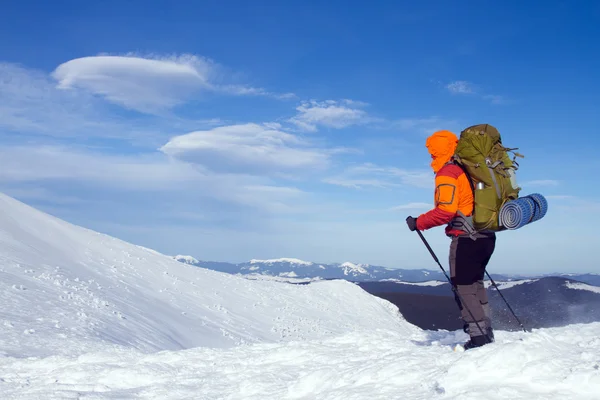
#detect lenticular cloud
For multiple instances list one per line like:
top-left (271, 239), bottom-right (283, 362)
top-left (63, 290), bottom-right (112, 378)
top-left (51, 54), bottom-right (213, 113)
top-left (160, 123), bottom-right (330, 174)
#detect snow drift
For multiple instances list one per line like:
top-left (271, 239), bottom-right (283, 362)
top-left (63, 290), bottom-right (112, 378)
top-left (1, 192), bottom-right (600, 399)
top-left (0, 193), bottom-right (413, 358)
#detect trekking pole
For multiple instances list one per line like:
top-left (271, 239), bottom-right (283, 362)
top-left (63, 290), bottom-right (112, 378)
top-left (485, 270), bottom-right (529, 332)
top-left (415, 230), bottom-right (492, 341)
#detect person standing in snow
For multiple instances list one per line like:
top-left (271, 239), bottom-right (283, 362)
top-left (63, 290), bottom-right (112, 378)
top-left (405, 129), bottom-right (496, 350)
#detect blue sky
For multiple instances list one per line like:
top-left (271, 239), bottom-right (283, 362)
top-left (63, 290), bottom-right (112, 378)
top-left (1, 1), bottom-right (599, 275)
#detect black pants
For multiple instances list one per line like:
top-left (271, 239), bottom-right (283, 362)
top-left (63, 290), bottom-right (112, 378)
top-left (449, 234), bottom-right (496, 337)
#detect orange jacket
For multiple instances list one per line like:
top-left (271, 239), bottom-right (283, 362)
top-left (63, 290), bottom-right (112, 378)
top-left (415, 130), bottom-right (474, 235)
top-left (416, 163), bottom-right (474, 235)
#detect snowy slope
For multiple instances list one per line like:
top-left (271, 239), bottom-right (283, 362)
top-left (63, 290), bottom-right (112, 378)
top-left (0, 193), bottom-right (412, 358)
top-left (2, 324), bottom-right (600, 399)
top-left (2, 192), bottom-right (600, 399)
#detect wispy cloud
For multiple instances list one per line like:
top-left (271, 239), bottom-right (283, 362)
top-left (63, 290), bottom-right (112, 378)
top-left (0, 144), bottom-right (309, 215)
top-left (219, 84), bottom-right (296, 100)
top-left (322, 177), bottom-right (399, 190)
top-left (51, 53), bottom-right (294, 114)
top-left (547, 195), bottom-right (600, 213)
top-left (0, 186), bottom-right (83, 205)
top-left (324, 163), bottom-right (431, 190)
top-left (482, 94), bottom-right (507, 105)
top-left (289, 99), bottom-right (371, 132)
top-left (444, 80), bottom-right (507, 105)
top-left (388, 116), bottom-right (461, 136)
top-left (160, 123), bottom-right (332, 175)
top-left (389, 202), bottom-right (432, 211)
top-left (446, 80), bottom-right (475, 94)
top-left (0, 145), bottom-right (205, 190)
top-left (0, 62), bottom-right (220, 144)
top-left (522, 179), bottom-right (560, 187)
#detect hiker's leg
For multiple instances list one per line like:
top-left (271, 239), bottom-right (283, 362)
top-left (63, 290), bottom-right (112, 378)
top-left (451, 237), bottom-right (489, 337)
top-left (449, 236), bottom-right (463, 309)
top-left (476, 281), bottom-right (490, 326)
top-left (477, 236), bottom-right (496, 337)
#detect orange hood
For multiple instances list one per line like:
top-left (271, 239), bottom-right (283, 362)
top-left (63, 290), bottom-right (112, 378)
top-left (426, 130), bottom-right (459, 173)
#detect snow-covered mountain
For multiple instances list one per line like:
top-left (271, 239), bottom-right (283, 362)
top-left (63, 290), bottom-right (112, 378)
top-left (174, 255), bottom-right (482, 282)
top-left (174, 255), bottom-right (600, 286)
top-left (0, 192), bottom-right (410, 358)
top-left (3, 192), bottom-right (600, 399)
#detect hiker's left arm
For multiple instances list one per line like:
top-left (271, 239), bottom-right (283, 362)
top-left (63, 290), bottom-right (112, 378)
top-left (416, 173), bottom-right (459, 230)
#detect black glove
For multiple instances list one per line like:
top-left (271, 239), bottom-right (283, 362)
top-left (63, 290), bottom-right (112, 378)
top-left (406, 216), bottom-right (418, 231)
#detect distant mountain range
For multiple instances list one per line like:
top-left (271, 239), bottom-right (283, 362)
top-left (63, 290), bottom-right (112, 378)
top-left (172, 255), bottom-right (600, 332)
top-left (172, 255), bottom-right (600, 286)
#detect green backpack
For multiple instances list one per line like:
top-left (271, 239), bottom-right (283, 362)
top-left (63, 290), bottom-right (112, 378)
top-left (453, 124), bottom-right (524, 232)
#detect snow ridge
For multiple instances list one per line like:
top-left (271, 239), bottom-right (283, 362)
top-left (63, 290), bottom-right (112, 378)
top-left (381, 279), bottom-right (447, 287)
top-left (565, 281), bottom-right (600, 294)
top-left (249, 257), bottom-right (314, 266)
top-left (0, 192), bottom-right (412, 358)
top-left (173, 254), bottom-right (200, 264)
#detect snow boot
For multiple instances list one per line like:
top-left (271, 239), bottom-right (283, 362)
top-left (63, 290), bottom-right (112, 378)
top-left (463, 324), bottom-right (494, 342)
top-left (463, 334), bottom-right (493, 350)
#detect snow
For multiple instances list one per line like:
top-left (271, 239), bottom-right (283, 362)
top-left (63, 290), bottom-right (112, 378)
top-left (249, 257), bottom-right (314, 266)
top-left (172, 254), bottom-right (199, 264)
top-left (0, 192), bottom-right (410, 358)
top-left (381, 279), bottom-right (447, 286)
top-left (339, 261), bottom-right (369, 275)
top-left (485, 279), bottom-right (538, 290)
top-left (2, 192), bottom-right (600, 399)
top-left (241, 273), bottom-right (321, 284)
top-left (565, 281), bottom-right (600, 294)
top-left (2, 325), bottom-right (600, 399)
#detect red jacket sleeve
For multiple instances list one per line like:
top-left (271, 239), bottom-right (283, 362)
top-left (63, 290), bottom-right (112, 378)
top-left (416, 166), bottom-right (461, 230)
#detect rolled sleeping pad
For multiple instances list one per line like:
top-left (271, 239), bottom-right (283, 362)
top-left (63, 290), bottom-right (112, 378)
top-left (499, 193), bottom-right (548, 230)
top-left (528, 193), bottom-right (548, 222)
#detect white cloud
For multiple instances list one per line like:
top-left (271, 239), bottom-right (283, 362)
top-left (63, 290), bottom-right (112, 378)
top-left (52, 54), bottom-right (213, 114)
top-left (522, 179), bottom-right (560, 187)
top-left (322, 178), bottom-right (399, 190)
top-left (219, 84), bottom-right (296, 100)
top-left (324, 163), bottom-right (432, 190)
top-left (160, 123), bottom-right (331, 174)
top-left (289, 100), bottom-right (370, 132)
top-left (444, 80), bottom-right (506, 105)
top-left (483, 94), bottom-right (507, 105)
top-left (51, 54), bottom-right (294, 114)
top-left (548, 196), bottom-right (600, 213)
top-left (0, 62), bottom-right (220, 144)
top-left (389, 202), bottom-right (432, 211)
top-left (0, 186), bottom-right (83, 205)
top-left (388, 116), bottom-right (461, 136)
top-left (0, 145), bottom-right (206, 190)
top-left (0, 144), bottom-right (308, 215)
top-left (348, 164), bottom-right (432, 189)
top-left (446, 80), bottom-right (475, 94)
top-left (0, 62), bottom-right (111, 137)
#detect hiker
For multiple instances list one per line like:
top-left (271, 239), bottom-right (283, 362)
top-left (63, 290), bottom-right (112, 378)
top-left (405, 129), bottom-right (496, 350)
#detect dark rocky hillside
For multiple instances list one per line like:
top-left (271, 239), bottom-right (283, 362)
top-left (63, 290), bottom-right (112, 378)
top-left (358, 277), bottom-right (600, 331)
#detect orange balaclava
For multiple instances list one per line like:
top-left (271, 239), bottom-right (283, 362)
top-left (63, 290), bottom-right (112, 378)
top-left (426, 130), bottom-right (459, 173)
